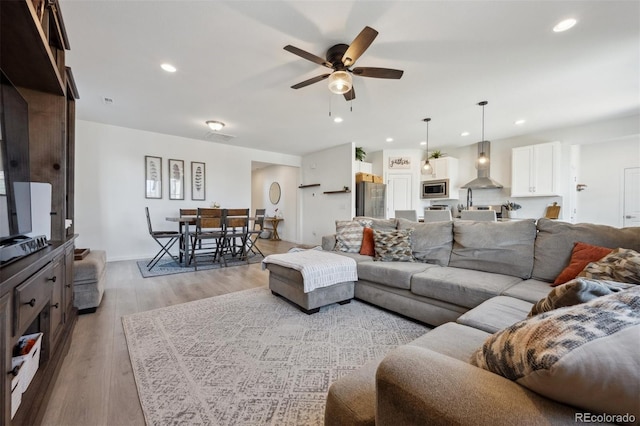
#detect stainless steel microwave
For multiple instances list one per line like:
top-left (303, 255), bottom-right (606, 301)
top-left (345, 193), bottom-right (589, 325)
top-left (422, 179), bottom-right (450, 199)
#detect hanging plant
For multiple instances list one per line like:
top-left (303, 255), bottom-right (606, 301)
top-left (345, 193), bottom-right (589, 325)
top-left (429, 149), bottom-right (443, 159)
top-left (355, 147), bottom-right (366, 161)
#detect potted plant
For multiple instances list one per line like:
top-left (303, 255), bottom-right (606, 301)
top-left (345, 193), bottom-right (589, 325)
top-left (502, 201), bottom-right (522, 219)
top-left (355, 147), bottom-right (366, 162)
top-left (429, 149), bottom-right (443, 159)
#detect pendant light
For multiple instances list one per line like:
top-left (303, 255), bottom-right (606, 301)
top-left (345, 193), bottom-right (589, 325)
top-left (422, 118), bottom-right (433, 173)
top-left (475, 101), bottom-right (490, 171)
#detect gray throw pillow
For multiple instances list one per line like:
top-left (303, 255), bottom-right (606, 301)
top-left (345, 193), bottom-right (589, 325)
top-left (373, 228), bottom-right (414, 262)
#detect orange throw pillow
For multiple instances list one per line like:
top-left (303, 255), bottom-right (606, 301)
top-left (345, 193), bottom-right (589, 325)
top-left (360, 227), bottom-right (375, 256)
top-left (553, 242), bottom-right (613, 286)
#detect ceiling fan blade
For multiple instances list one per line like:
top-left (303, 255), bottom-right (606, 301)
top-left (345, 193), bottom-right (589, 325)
top-left (284, 45), bottom-right (332, 68)
top-left (352, 67), bottom-right (404, 79)
top-left (342, 26), bottom-right (378, 67)
top-left (343, 87), bottom-right (356, 101)
top-left (291, 73), bottom-right (331, 89)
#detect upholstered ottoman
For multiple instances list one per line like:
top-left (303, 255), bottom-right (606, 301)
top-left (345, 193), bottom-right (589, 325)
top-left (73, 250), bottom-right (106, 313)
top-left (262, 250), bottom-right (357, 314)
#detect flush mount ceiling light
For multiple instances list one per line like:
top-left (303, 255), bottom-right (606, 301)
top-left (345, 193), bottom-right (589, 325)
top-left (160, 63), bottom-right (177, 72)
top-left (422, 118), bottom-right (433, 173)
top-left (475, 101), bottom-right (490, 171)
top-left (206, 120), bottom-right (225, 131)
top-left (327, 71), bottom-right (353, 95)
top-left (553, 18), bottom-right (577, 32)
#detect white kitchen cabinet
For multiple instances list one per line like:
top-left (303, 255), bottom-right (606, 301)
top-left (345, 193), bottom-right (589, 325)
top-left (354, 161), bottom-right (373, 174)
top-left (511, 142), bottom-right (560, 197)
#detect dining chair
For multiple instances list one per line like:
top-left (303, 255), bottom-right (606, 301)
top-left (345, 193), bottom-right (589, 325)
top-left (395, 210), bottom-right (418, 221)
top-left (423, 209), bottom-right (452, 223)
top-left (178, 208), bottom-right (197, 263)
top-left (246, 208), bottom-right (266, 257)
top-left (190, 208), bottom-right (226, 270)
top-left (460, 210), bottom-right (498, 222)
top-left (145, 207), bottom-right (181, 270)
top-left (222, 208), bottom-right (250, 263)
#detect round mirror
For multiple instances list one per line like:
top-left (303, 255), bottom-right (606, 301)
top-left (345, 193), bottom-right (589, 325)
top-left (269, 182), bottom-right (281, 204)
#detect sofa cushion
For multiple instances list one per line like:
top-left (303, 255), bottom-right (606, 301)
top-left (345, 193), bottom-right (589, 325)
top-left (529, 278), bottom-right (634, 316)
top-left (532, 218), bottom-right (640, 282)
top-left (335, 219), bottom-right (371, 253)
top-left (325, 250), bottom-right (374, 263)
top-left (577, 248), bottom-right (640, 284)
top-left (373, 229), bottom-right (414, 262)
top-left (397, 219), bottom-right (453, 266)
top-left (407, 322), bottom-right (489, 362)
top-left (500, 279), bottom-right (551, 303)
top-left (457, 296), bottom-right (532, 333)
top-left (449, 219), bottom-right (537, 279)
top-left (411, 267), bottom-right (522, 309)
top-left (354, 216), bottom-right (397, 231)
top-left (471, 287), bottom-right (640, 419)
top-left (357, 261), bottom-right (436, 290)
top-left (553, 241), bottom-right (613, 285)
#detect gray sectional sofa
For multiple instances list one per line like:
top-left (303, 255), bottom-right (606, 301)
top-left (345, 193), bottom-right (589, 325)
top-left (321, 218), bottom-right (640, 425)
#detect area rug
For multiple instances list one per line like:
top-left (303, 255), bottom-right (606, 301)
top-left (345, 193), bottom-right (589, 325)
top-left (122, 287), bottom-right (428, 425)
top-left (136, 254), bottom-right (263, 278)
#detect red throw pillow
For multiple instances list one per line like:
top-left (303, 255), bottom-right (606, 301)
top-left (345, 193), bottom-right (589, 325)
top-left (360, 227), bottom-right (375, 256)
top-left (553, 242), bottom-right (613, 286)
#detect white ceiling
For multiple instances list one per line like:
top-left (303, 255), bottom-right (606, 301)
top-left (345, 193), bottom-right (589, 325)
top-left (60, 1), bottom-right (639, 157)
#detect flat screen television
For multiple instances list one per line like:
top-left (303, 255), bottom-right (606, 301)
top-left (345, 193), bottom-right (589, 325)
top-left (0, 69), bottom-right (32, 245)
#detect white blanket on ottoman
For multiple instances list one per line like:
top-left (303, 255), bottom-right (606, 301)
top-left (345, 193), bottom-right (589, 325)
top-left (262, 250), bottom-right (358, 293)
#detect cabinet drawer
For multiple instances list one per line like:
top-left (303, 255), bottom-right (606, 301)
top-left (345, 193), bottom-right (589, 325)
top-left (14, 266), bottom-right (53, 336)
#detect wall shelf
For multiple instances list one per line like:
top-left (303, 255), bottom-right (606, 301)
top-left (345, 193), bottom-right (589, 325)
top-left (298, 184), bottom-right (321, 188)
top-left (324, 189), bottom-right (351, 194)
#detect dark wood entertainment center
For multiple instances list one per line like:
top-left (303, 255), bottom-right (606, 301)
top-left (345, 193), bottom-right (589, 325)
top-left (0, 0), bottom-right (78, 424)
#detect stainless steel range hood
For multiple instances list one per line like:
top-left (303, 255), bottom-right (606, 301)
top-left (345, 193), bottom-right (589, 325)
top-left (460, 142), bottom-right (504, 189)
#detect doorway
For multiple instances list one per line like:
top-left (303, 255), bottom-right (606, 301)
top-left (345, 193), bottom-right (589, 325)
top-left (387, 173), bottom-right (413, 219)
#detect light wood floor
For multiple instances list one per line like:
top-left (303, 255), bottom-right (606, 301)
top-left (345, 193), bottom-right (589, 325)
top-left (41, 239), bottom-right (298, 426)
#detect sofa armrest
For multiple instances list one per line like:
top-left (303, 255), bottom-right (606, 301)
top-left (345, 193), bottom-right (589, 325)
top-left (376, 345), bottom-right (579, 425)
top-left (322, 234), bottom-right (336, 251)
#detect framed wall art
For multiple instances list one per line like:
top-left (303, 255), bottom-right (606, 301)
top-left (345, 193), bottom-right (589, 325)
top-left (145, 155), bottom-right (162, 199)
top-left (168, 159), bottom-right (185, 200)
top-left (191, 161), bottom-right (206, 201)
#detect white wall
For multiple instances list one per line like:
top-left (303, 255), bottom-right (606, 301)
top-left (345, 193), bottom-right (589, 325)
top-left (75, 120), bottom-right (300, 261)
top-left (251, 165), bottom-right (300, 242)
top-left (300, 143), bottom-right (353, 245)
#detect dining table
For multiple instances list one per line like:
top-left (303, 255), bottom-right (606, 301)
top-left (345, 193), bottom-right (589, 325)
top-left (166, 215), bottom-right (196, 266)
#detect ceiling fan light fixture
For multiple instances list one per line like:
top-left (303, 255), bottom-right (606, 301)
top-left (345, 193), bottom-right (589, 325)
top-left (328, 71), bottom-right (352, 94)
top-left (206, 120), bottom-right (225, 131)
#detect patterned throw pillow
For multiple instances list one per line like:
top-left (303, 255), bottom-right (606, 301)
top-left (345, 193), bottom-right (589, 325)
top-left (553, 242), bottom-right (613, 286)
top-left (472, 286), bottom-right (640, 418)
top-left (335, 219), bottom-right (371, 253)
top-left (373, 228), bottom-right (414, 262)
top-left (529, 277), bottom-right (634, 316)
top-left (578, 248), bottom-right (640, 284)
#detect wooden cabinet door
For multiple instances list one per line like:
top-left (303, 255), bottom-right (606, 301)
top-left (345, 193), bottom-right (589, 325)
top-left (49, 254), bottom-right (65, 351)
top-left (0, 293), bottom-right (11, 425)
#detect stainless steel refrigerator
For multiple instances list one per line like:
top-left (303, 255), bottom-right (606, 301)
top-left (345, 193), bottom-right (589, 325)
top-left (356, 182), bottom-right (386, 218)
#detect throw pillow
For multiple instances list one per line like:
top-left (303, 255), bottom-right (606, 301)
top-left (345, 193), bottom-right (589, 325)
top-left (472, 286), bottom-right (640, 419)
top-left (529, 278), bottom-right (634, 316)
top-left (335, 219), bottom-right (371, 253)
top-left (359, 227), bottom-right (375, 256)
top-left (373, 228), bottom-right (414, 262)
top-left (553, 242), bottom-right (613, 286)
top-left (578, 248), bottom-right (640, 284)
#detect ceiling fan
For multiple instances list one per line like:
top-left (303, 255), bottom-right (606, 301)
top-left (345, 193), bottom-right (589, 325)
top-left (284, 26), bottom-right (404, 101)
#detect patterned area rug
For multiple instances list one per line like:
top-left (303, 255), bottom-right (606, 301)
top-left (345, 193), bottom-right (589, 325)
top-left (136, 254), bottom-right (263, 278)
top-left (122, 287), bottom-right (428, 425)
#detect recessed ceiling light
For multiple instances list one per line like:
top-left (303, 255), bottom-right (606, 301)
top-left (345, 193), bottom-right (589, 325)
top-left (553, 18), bottom-right (577, 32)
top-left (334, 117), bottom-right (343, 123)
top-left (161, 63), bottom-right (177, 72)
top-left (420, 141), bottom-right (427, 146)
top-left (386, 137), bottom-right (393, 142)
top-left (515, 119), bottom-right (526, 125)
top-left (461, 131), bottom-right (470, 137)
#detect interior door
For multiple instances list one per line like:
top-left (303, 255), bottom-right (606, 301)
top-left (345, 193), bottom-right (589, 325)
top-left (623, 167), bottom-right (640, 227)
top-left (387, 173), bottom-right (412, 219)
